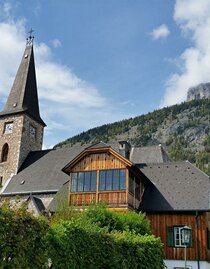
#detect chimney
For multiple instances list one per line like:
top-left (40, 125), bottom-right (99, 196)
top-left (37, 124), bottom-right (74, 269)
top-left (118, 141), bottom-right (131, 160)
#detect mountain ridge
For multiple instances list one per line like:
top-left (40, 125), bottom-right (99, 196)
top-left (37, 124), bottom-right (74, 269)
top-left (55, 99), bottom-right (210, 175)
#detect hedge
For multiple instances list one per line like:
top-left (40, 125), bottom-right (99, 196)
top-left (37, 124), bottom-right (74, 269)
top-left (48, 219), bottom-right (164, 269)
top-left (0, 203), bottom-right (49, 269)
top-left (0, 203), bottom-right (164, 269)
top-left (49, 206), bottom-right (164, 268)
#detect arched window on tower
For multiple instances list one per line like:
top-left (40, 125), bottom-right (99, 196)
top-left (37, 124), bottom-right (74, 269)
top-left (1, 143), bottom-right (9, 162)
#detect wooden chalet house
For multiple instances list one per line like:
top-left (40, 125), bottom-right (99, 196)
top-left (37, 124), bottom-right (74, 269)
top-left (1, 40), bottom-right (210, 269)
top-left (57, 141), bottom-right (210, 269)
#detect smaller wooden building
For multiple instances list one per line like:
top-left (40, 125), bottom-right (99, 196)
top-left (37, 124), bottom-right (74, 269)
top-left (62, 142), bottom-right (144, 211)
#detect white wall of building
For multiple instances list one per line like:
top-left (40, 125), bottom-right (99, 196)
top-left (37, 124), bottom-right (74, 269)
top-left (165, 259), bottom-right (210, 269)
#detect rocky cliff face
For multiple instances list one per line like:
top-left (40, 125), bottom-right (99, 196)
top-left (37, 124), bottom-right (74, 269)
top-left (55, 99), bottom-right (210, 175)
top-left (187, 83), bottom-right (210, 101)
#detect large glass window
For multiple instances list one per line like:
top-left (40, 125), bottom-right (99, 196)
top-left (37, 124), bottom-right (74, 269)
top-left (99, 169), bottom-right (126, 191)
top-left (71, 171), bottom-right (97, 192)
top-left (120, 170), bottom-right (126, 190)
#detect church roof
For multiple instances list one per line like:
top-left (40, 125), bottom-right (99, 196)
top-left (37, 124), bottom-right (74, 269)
top-left (1, 146), bottom-right (84, 195)
top-left (138, 162), bottom-right (210, 211)
top-left (0, 43), bottom-right (46, 126)
top-left (1, 142), bottom-right (169, 196)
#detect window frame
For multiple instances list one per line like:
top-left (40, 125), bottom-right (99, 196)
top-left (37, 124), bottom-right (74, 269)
top-left (167, 225), bottom-right (192, 248)
top-left (99, 168), bottom-right (126, 191)
top-left (4, 122), bottom-right (13, 134)
top-left (71, 170), bottom-right (97, 193)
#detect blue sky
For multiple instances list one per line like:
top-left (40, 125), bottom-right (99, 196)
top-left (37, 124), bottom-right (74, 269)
top-left (0, 0), bottom-right (209, 148)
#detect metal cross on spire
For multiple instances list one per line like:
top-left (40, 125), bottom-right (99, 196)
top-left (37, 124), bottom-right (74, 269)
top-left (26, 28), bottom-right (34, 45)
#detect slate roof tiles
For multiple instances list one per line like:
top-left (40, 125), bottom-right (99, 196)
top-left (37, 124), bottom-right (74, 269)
top-left (138, 162), bottom-right (210, 211)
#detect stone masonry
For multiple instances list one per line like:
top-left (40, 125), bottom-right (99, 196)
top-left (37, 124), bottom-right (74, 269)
top-left (0, 113), bottom-right (43, 186)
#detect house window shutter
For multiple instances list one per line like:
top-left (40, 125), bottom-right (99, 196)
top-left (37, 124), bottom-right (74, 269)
top-left (167, 226), bottom-right (174, 247)
top-left (207, 229), bottom-right (210, 249)
top-left (188, 229), bottom-right (192, 247)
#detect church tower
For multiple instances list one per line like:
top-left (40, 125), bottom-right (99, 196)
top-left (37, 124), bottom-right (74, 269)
top-left (0, 35), bottom-right (46, 187)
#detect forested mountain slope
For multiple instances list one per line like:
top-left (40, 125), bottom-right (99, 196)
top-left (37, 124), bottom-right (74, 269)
top-left (55, 99), bottom-right (210, 175)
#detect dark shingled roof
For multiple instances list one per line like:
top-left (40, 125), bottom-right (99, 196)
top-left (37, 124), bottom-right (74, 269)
top-left (130, 145), bottom-right (170, 163)
top-left (1, 142), bottom-right (171, 196)
top-left (2, 146), bottom-right (84, 195)
top-left (85, 141), bottom-right (110, 150)
top-left (0, 44), bottom-right (45, 126)
top-left (138, 162), bottom-right (210, 211)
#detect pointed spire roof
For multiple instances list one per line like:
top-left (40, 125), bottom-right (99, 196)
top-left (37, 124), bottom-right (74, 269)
top-left (0, 43), bottom-right (46, 126)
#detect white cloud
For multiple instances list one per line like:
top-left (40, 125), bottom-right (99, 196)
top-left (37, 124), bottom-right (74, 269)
top-left (0, 14), bottom-right (129, 148)
top-left (161, 0), bottom-right (210, 107)
top-left (150, 24), bottom-right (170, 40)
top-left (50, 39), bottom-right (62, 48)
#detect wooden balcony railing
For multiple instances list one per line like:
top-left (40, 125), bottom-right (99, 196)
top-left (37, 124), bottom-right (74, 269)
top-left (69, 191), bottom-right (126, 207)
top-left (98, 191), bottom-right (126, 205)
top-left (70, 192), bottom-right (96, 206)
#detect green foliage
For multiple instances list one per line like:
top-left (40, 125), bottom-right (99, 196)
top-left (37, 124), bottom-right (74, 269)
top-left (48, 206), bottom-right (164, 269)
top-left (83, 204), bottom-right (151, 235)
top-left (55, 99), bottom-right (209, 148)
top-left (0, 202), bottom-right (49, 269)
top-left (0, 203), bottom-right (164, 269)
top-left (169, 136), bottom-right (196, 163)
top-left (204, 135), bottom-right (210, 152)
top-left (54, 99), bottom-right (210, 175)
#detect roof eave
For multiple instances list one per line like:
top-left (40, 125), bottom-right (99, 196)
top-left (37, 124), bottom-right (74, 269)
top-left (0, 108), bottom-right (46, 127)
top-left (0, 190), bottom-right (58, 196)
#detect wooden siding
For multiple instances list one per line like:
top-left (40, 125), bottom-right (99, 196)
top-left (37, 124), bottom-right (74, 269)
top-left (70, 193), bottom-right (96, 206)
top-left (68, 151), bottom-right (142, 210)
top-left (70, 191), bottom-right (127, 207)
top-left (128, 193), bottom-right (140, 210)
top-left (128, 192), bottom-right (140, 209)
top-left (147, 212), bottom-right (208, 261)
top-left (98, 191), bottom-right (126, 205)
top-left (71, 152), bottom-right (126, 172)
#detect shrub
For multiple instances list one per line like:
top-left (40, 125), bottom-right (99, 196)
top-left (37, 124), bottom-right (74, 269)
top-left (0, 203), bottom-right (164, 269)
top-left (0, 202), bottom-right (49, 269)
top-left (48, 218), bottom-right (164, 269)
top-left (84, 204), bottom-right (151, 235)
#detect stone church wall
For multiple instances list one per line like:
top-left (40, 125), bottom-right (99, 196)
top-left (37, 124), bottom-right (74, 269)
top-left (0, 113), bottom-right (44, 187)
top-left (0, 114), bottom-right (24, 186)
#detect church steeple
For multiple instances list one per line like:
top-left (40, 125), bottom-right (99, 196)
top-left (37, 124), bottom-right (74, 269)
top-left (0, 33), bottom-right (46, 187)
top-left (0, 37), bottom-right (46, 126)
